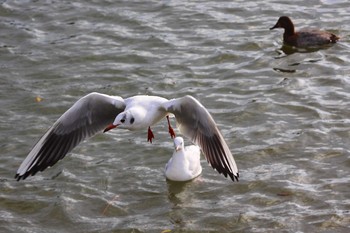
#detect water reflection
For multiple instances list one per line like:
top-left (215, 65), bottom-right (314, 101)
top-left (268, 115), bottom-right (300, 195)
top-left (273, 67), bottom-right (296, 73)
top-left (166, 179), bottom-right (202, 228)
top-left (166, 179), bottom-right (193, 205)
top-left (275, 44), bottom-right (335, 56)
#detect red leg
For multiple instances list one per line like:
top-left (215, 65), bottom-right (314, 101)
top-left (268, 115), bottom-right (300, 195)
top-left (147, 126), bottom-right (154, 143)
top-left (167, 116), bottom-right (176, 139)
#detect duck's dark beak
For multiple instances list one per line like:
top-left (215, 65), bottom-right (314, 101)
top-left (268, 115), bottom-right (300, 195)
top-left (270, 22), bottom-right (280, 30)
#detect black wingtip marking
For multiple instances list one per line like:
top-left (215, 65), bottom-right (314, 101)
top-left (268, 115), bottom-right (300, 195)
top-left (199, 133), bottom-right (239, 182)
top-left (15, 172), bottom-right (29, 181)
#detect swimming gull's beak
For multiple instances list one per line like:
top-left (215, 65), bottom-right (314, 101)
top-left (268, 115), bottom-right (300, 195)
top-left (175, 145), bottom-right (181, 152)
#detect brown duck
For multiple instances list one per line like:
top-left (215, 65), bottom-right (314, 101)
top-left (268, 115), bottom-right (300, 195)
top-left (270, 16), bottom-right (339, 47)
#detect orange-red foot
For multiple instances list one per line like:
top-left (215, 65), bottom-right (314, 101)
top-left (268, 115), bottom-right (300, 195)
top-left (147, 126), bottom-right (155, 143)
top-left (168, 126), bottom-right (176, 139)
top-left (166, 115), bottom-right (176, 138)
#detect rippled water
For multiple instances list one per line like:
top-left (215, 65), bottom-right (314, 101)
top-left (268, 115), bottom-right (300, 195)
top-left (1, 0), bottom-right (350, 232)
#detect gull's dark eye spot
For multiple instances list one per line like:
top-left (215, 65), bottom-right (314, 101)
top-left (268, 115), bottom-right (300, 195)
top-left (130, 117), bottom-right (135, 124)
top-left (120, 119), bottom-right (125, 123)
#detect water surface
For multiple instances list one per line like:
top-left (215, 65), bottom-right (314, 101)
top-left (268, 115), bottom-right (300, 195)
top-left (1, 0), bottom-right (350, 232)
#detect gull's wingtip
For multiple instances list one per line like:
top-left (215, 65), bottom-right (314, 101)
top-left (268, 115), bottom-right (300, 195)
top-left (223, 171), bottom-right (239, 182)
top-left (15, 168), bottom-right (34, 181)
top-left (232, 173), bottom-right (239, 182)
top-left (14, 172), bottom-right (27, 181)
top-left (14, 173), bottom-right (23, 181)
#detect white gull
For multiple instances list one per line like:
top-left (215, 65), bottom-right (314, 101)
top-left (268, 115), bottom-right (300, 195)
top-left (165, 137), bottom-right (202, 182)
top-left (15, 92), bottom-right (239, 181)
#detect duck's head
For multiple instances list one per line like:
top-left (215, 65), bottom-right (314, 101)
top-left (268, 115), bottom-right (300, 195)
top-left (270, 16), bottom-right (294, 30)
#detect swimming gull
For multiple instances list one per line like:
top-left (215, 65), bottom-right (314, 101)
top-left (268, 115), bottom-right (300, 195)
top-left (165, 137), bottom-right (202, 182)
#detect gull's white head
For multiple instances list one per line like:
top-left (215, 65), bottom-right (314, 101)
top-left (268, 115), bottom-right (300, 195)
top-left (113, 111), bottom-right (135, 129)
top-left (104, 111), bottom-right (135, 132)
top-left (174, 137), bottom-right (184, 151)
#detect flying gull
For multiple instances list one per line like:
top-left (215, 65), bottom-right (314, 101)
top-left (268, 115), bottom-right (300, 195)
top-left (15, 92), bottom-right (239, 182)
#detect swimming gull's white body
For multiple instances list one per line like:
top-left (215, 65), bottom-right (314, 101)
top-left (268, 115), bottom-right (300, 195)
top-left (165, 137), bottom-right (202, 181)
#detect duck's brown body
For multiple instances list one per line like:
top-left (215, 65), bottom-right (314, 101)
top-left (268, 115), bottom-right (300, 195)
top-left (271, 16), bottom-right (339, 47)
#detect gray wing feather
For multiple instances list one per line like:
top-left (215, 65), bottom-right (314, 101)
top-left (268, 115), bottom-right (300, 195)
top-left (15, 92), bottom-right (125, 180)
top-left (164, 95), bottom-right (239, 181)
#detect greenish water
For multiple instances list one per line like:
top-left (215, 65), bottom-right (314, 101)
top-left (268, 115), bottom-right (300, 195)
top-left (1, 0), bottom-right (350, 232)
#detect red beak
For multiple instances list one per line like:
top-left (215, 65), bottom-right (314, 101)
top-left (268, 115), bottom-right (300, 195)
top-left (103, 124), bottom-right (117, 133)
